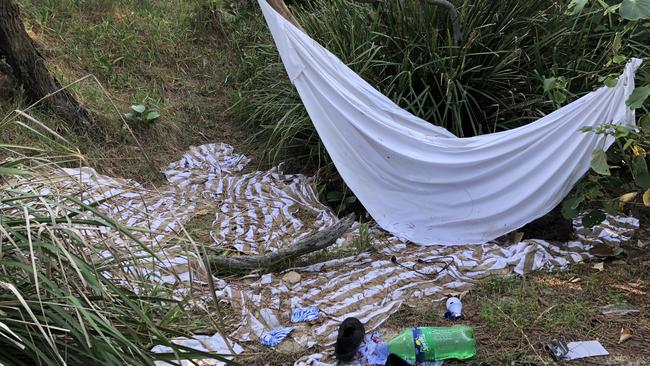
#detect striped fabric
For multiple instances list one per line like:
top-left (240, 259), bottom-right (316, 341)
top-left (2, 143), bottom-right (638, 364)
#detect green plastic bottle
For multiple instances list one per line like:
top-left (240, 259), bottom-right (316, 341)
top-left (387, 325), bottom-right (476, 362)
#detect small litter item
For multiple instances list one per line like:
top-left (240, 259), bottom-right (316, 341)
top-left (599, 303), bottom-right (640, 316)
top-left (352, 331), bottom-right (443, 366)
top-left (618, 327), bottom-right (633, 344)
top-left (546, 339), bottom-right (570, 361)
top-left (546, 339), bottom-right (609, 361)
top-left (259, 326), bottom-right (294, 347)
top-left (335, 317), bottom-right (365, 362)
top-left (388, 325), bottom-right (475, 362)
top-left (444, 297), bottom-right (462, 320)
top-left (292, 306), bottom-right (319, 323)
top-left (565, 340), bottom-right (609, 360)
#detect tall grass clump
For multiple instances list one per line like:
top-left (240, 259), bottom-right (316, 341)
top-left (0, 118), bottom-right (235, 365)
top-left (229, 0), bottom-right (647, 174)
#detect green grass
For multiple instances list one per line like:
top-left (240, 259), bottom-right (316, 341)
top-left (0, 120), bottom-right (237, 365)
top-left (1, 0), bottom-right (241, 183)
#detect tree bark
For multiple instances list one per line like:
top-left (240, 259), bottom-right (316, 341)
top-left (0, 0), bottom-right (92, 132)
top-left (209, 214), bottom-right (355, 274)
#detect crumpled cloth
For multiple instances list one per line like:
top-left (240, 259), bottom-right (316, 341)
top-left (259, 326), bottom-right (294, 347)
top-left (259, 0), bottom-right (642, 245)
top-left (292, 306), bottom-right (320, 323)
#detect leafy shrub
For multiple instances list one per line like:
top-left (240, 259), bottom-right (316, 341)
top-left (559, 1), bottom-right (650, 225)
top-left (125, 103), bottom-right (161, 126)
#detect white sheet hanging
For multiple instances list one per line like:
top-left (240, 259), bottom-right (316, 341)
top-left (258, 0), bottom-right (642, 245)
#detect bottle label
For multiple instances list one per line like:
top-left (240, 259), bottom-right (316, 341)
top-left (412, 327), bottom-right (429, 363)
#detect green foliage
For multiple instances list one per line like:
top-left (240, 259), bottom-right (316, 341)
top-left (619, 0), bottom-right (650, 20)
top-left (125, 104), bottom-right (161, 125)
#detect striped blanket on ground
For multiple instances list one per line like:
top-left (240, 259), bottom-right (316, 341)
top-left (3, 143), bottom-right (638, 365)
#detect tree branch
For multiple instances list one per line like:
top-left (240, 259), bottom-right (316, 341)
top-left (208, 214), bottom-right (355, 274)
top-left (421, 0), bottom-right (462, 45)
top-left (266, 0), bottom-right (305, 32)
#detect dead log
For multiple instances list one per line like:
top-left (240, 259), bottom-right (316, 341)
top-left (0, 0), bottom-right (93, 132)
top-left (209, 214), bottom-right (355, 273)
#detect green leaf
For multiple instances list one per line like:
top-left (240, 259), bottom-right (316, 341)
top-left (613, 32), bottom-right (622, 53)
top-left (619, 0), bottom-right (650, 20)
top-left (626, 86), bottom-right (650, 109)
top-left (612, 54), bottom-right (627, 64)
top-left (124, 112), bottom-right (135, 120)
top-left (582, 209), bottom-right (607, 228)
top-left (567, 0), bottom-right (589, 15)
top-left (580, 126), bottom-right (593, 132)
top-left (605, 3), bottom-right (622, 14)
top-left (639, 114), bottom-right (650, 131)
top-left (562, 194), bottom-right (585, 218)
top-left (591, 149), bottom-right (611, 175)
top-left (0, 167), bottom-right (30, 176)
top-left (615, 125), bottom-right (630, 138)
top-left (635, 171), bottom-right (650, 189)
top-left (604, 75), bottom-right (619, 87)
top-left (543, 77), bottom-right (557, 92)
top-left (631, 156), bottom-right (649, 176)
top-left (145, 111), bottom-right (160, 121)
top-left (131, 104), bottom-right (146, 113)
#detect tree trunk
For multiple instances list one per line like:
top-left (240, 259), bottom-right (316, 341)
top-left (0, 0), bottom-right (92, 132)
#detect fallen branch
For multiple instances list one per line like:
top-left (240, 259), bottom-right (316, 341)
top-left (209, 214), bottom-right (355, 273)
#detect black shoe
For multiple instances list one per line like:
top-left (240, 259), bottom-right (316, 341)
top-left (334, 317), bottom-right (365, 362)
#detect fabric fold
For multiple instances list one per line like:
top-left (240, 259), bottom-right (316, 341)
top-left (259, 0), bottom-right (642, 245)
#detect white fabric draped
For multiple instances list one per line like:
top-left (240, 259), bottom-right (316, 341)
top-left (259, 0), bottom-right (642, 245)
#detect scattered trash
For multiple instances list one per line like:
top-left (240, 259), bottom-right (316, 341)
top-left (546, 339), bottom-right (570, 361)
top-left (565, 340), bottom-right (609, 360)
top-left (151, 333), bottom-right (243, 366)
top-left (335, 317), bottom-right (365, 362)
top-left (618, 327), bottom-right (633, 344)
top-left (347, 331), bottom-right (443, 366)
top-left (259, 326), bottom-right (294, 347)
top-left (444, 297), bottom-right (462, 320)
top-left (282, 271), bottom-right (302, 285)
top-left (592, 262), bottom-right (604, 272)
top-left (599, 303), bottom-right (640, 316)
top-left (387, 325), bottom-right (475, 362)
top-left (292, 306), bottom-right (319, 323)
top-left (547, 339), bottom-right (609, 361)
top-left (568, 276), bottom-right (581, 283)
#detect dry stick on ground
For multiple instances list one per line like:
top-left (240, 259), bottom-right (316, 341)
top-left (209, 214), bottom-right (355, 273)
top-left (0, 0), bottom-right (94, 133)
